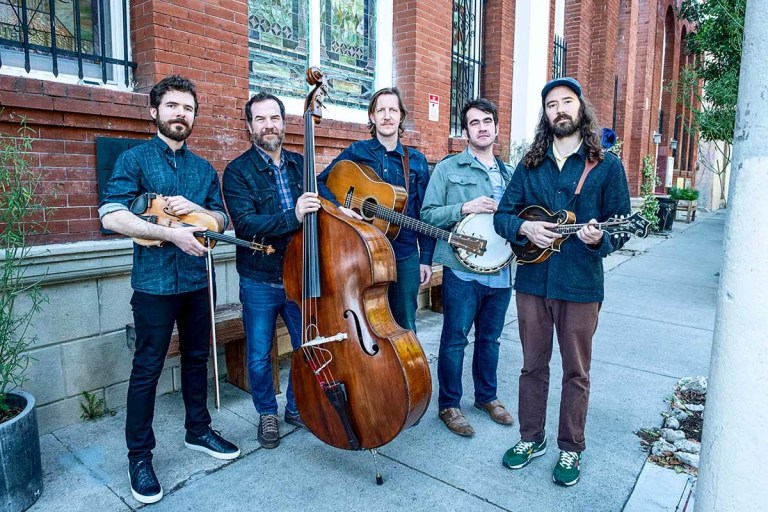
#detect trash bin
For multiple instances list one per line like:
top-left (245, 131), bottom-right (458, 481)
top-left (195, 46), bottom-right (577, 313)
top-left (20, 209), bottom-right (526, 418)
top-left (656, 196), bottom-right (677, 231)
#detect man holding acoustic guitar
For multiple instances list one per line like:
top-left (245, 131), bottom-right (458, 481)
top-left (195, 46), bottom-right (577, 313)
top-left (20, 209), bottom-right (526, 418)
top-left (316, 87), bottom-right (435, 333)
top-left (421, 98), bottom-right (515, 437)
top-left (494, 77), bottom-right (631, 486)
top-left (99, 75), bottom-right (240, 504)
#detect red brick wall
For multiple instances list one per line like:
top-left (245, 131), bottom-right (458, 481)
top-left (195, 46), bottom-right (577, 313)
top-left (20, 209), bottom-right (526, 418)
top-left (483, 0), bottom-right (516, 158)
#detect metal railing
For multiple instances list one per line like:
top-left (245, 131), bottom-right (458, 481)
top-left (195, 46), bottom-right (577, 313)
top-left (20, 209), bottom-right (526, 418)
top-left (450, 0), bottom-right (485, 137)
top-left (552, 34), bottom-right (567, 79)
top-left (0, 0), bottom-right (135, 86)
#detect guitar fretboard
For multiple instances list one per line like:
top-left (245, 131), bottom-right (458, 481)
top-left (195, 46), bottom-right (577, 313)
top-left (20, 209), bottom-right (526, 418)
top-left (366, 203), bottom-right (453, 242)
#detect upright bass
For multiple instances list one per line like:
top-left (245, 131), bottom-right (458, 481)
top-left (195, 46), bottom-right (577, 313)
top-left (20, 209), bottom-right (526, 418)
top-left (284, 69), bottom-right (431, 474)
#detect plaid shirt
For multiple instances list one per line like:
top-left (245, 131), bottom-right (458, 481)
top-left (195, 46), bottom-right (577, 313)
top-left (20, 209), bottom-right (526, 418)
top-left (98, 136), bottom-right (228, 295)
top-left (254, 145), bottom-right (295, 211)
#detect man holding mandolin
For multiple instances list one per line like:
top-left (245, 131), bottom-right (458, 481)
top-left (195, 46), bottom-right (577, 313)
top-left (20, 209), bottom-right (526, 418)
top-left (316, 87), bottom-right (435, 333)
top-left (99, 75), bottom-right (240, 505)
top-left (421, 98), bottom-right (515, 437)
top-left (494, 77), bottom-right (631, 486)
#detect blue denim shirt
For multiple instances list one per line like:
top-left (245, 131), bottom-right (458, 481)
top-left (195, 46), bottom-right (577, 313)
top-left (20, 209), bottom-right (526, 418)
top-left (98, 136), bottom-right (228, 295)
top-left (494, 146), bottom-right (631, 302)
top-left (316, 137), bottom-right (435, 265)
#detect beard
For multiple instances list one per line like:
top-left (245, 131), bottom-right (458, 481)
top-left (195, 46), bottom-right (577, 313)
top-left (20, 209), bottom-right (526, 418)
top-left (157, 118), bottom-right (192, 141)
top-left (550, 113), bottom-right (580, 138)
top-left (253, 129), bottom-right (285, 152)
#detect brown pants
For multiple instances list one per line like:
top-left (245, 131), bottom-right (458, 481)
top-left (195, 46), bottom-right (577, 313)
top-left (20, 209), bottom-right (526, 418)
top-left (516, 292), bottom-right (600, 452)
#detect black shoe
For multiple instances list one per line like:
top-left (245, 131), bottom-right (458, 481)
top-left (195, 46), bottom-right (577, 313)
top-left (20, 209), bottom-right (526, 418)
top-left (184, 428), bottom-right (240, 460)
top-left (258, 414), bottom-right (280, 449)
top-left (128, 460), bottom-right (163, 504)
top-left (284, 409), bottom-right (305, 429)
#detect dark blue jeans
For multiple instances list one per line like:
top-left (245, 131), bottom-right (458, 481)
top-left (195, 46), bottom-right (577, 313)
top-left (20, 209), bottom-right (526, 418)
top-left (437, 267), bottom-right (512, 410)
top-left (388, 251), bottom-right (421, 333)
top-left (239, 276), bottom-right (302, 415)
top-left (126, 289), bottom-right (212, 462)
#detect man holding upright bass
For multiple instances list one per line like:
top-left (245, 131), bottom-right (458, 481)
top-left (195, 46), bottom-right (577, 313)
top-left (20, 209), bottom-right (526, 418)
top-left (421, 98), bottom-right (514, 437)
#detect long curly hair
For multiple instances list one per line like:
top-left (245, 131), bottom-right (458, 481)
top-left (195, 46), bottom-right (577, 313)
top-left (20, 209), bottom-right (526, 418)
top-left (522, 97), bottom-right (604, 168)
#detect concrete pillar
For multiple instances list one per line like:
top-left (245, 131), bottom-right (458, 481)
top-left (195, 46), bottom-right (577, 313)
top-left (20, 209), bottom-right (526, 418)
top-left (695, 1), bottom-right (768, 511)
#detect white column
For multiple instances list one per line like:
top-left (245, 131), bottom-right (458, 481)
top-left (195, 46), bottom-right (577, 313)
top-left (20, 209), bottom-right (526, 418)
top-left (695, 1), bottom-right (768, 510)
top-left (510, 0), bottom-right (551, 148)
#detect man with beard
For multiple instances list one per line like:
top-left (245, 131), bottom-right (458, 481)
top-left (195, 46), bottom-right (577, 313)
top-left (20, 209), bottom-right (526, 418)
top-left (99, 75), bottom-right (240, 505)
top-left (494, 77), bottom-right (630, 486)
top-left (222, 92), bottom-right (320, 449)
top-left (420, 98), bottom-right (514, 437)
top-left (316, 87), bottom-right (435, 333)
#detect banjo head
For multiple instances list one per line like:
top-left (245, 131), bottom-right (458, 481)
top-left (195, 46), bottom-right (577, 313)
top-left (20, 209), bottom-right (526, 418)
top-left (453, 213), bottom-right (513, 273)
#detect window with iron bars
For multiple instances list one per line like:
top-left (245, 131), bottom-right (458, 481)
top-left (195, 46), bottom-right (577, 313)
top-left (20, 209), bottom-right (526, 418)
top-left (450, 0), bottom-right (484, 137)
top-left (552, 33), bottom-right (567, 79)
top-left (0, 0), bottom-right (134, 87)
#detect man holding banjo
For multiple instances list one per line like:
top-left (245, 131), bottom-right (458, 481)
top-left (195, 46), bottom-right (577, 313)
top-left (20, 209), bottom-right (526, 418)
top-left (421, 98), bottom-right (514, 437)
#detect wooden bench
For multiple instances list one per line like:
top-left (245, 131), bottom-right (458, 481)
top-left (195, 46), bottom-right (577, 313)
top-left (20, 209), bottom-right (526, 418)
top-left (419, 264), bottom-right (444, 313)
top-left (675, 200), bottom-right (697, 223)
top-left (125, 303), bottom-right (291, 395)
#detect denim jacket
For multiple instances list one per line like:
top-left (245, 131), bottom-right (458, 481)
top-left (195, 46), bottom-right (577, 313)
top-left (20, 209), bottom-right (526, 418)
top-left (222, 145), bottom-right (304, 284)
top-left (493, 146), bottom-right (631, 303)
top-left (316, 138), bottom-right (435, 265)
top-left (98, 136), bottom-right (228, 295)
top-left (421, 149), bottom-right (512, 274)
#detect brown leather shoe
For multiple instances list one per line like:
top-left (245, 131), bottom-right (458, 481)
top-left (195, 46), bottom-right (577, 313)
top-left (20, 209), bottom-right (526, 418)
top-left (474, 400), bottom-right (514, 425)
top-left (439, 408), bottom-right (475, 437)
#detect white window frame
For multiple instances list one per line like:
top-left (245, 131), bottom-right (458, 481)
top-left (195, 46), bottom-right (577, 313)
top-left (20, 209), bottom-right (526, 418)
top-left (280, 0), bottom-right (393, 123)
top-left (0, 0), bottom-right (132, 91)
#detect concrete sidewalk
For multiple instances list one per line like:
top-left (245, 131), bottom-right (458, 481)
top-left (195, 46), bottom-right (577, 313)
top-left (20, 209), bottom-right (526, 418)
top-left (29, 211), bottom-right (725, 512)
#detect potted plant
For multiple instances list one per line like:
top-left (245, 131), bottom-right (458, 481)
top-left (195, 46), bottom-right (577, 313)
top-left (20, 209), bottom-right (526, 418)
top-left (639, 155), bottom-right (661, 232)
top-left (668, 186), bottom-right (699, 223)
top-left (1, 114), bottom-right (46, 512)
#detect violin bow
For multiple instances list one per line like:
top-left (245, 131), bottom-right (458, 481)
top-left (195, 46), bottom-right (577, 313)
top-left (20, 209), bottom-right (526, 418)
top-left (204, 238), bottom-right (221, 410)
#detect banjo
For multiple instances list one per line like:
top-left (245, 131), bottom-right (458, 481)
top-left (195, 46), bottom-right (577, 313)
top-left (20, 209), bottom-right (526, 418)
top-left (452, 213), bottom-right (514, 273)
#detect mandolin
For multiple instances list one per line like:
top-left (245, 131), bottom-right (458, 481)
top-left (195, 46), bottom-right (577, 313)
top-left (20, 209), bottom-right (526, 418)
top-left (512, 205), bottom-right (650, 264)
top-left (325, 160), bottom-right (487, 257)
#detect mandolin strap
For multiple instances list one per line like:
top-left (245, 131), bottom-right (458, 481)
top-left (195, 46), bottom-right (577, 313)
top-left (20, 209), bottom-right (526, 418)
top-left (574, 157), bottom-right (599, 195)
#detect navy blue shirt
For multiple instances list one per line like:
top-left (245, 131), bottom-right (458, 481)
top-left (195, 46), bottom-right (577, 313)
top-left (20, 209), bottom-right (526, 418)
top-left (316, 137), bottom-right (435, 265)
top-left (98, 136), bottom-right (228, 295)
top-left (494, 146), bottom-right (631, 303)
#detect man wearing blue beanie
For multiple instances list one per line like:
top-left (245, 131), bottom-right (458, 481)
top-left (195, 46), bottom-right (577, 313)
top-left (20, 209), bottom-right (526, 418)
top-left (494, 77), bottom-right (631, 486)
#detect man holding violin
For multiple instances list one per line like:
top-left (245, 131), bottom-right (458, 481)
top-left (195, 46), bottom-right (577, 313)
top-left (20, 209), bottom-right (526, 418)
top-left (99, 75), bottom-right (240, 505)
top-left (222, 92), bottom-right (321, 450)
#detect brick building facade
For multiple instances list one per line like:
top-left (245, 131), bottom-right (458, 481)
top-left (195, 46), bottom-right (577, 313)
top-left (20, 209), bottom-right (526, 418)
top-left (0, 0), bottom-right (696, 432)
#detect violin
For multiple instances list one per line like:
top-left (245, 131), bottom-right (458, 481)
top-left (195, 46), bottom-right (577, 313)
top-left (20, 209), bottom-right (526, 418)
top-left (129, 193), bottom-right (274, 253)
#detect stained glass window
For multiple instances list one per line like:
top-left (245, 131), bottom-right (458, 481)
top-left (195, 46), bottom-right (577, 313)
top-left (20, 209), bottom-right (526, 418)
top-left (319, 0), bottom-right (376, 110)
top-left (248, 0), bottom-right (377, 112)
top-left (248, 0), bottom-right (310, 99)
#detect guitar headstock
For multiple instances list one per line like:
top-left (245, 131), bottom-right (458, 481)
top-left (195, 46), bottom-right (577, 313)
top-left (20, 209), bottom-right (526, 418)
top-left (453, 233), bottom-right (487, 256)
top-left (305, 67), bottom-right (329, 124)
top-left (604, 212), bottom-right (652, 239)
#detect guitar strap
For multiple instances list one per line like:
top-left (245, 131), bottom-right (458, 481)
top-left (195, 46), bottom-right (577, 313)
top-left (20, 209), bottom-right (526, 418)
top-left (574, 157), bottom-right (598, 196)
top-left (401, 145), bottom-right (411, 212)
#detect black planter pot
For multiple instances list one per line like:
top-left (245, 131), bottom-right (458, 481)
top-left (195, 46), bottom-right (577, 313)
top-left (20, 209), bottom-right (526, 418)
top-left (0, 390), bottom-right (43, 512)
top-left (656, 197), bottom-right (678, 231)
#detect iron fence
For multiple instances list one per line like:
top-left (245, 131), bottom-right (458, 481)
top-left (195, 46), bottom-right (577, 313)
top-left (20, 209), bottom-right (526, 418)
top-left (0, 0), bottom-right (135, 86)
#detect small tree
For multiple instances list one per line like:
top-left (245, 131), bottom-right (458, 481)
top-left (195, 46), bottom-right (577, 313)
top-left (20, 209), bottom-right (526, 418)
top-left (677, 0), bottom-right (746, 207)
top-left (640, 155), bottom-right (661, 232)
top-left (0, 114), bottom-right (47, 419)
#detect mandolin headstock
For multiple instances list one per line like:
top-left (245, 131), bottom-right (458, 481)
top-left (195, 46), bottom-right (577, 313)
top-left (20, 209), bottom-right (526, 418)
top-left (604, 212), bottom-right (652, 239)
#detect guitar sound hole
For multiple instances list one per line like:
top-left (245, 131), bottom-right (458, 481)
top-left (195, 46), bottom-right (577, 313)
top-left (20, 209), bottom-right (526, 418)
top-left (360, 198), bottom-right (378, 221)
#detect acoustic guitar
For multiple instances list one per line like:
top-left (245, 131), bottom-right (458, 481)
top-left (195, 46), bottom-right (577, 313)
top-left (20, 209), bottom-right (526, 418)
top-left (512, 205), bottom-right (651, 264)
top-left (325, 160), bottom-right (487, 257)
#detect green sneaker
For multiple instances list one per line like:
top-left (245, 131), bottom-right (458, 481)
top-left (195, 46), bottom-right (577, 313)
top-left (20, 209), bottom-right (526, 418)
top-left (502, 437), bottom-right (547, 469)
top-left (552, 450), bottom-right (581, 486)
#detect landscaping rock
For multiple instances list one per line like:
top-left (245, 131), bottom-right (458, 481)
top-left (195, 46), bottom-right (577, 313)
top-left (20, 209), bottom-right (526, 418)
top-left (664, 417), bottom-right (680, 429)
top-left (678, 376), bottom-right (707, 394)
top-left (674, 451), bottom-right (700, 468)
top-left (674, 439), bottom-right (701, 454)
top-left (671, 408), bottom-right (690, 421)
top-left (652, 440), bottom-right (677, 456)
top-left (684, 404), bottom-right (704, 412)
top-left (660, 428), bottom-right (686, 443)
